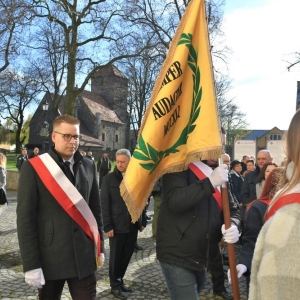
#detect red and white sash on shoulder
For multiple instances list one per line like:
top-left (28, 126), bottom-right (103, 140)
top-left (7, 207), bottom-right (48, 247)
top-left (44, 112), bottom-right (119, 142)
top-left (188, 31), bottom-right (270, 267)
top-left (188, 161), bottom-right (223, 211)
top-left (265, 190), bottom-right (300, 222)
top-left (29, 153), bottom-right (102, 267)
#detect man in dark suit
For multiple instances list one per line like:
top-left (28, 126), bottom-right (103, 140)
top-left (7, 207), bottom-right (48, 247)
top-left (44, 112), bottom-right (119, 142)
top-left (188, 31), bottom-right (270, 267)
top-left (16, 148), bottom-right (29, 171)
top-left (97, 151), bottom-right (111, 188)
top-left (241, 150), bottom-right (273, 205)
top-left (240, 155), bottom-right (250, 176)
top-left (28, 147), bottom-right (39, 159)
top-left (101, 149), bottom-right (146, 299)
top-left (86, 151), bottom-right (95, 161)
top-left (17, 115), bottom-right (104, 300)
top-left (240, 150), bottom-right (273, 235)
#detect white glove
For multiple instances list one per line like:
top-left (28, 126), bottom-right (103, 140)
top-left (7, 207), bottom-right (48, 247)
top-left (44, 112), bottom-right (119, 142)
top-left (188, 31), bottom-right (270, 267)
top-left (25, 268), bottom-right (45, 289)
top-left (208, 164), bottom-right (228, 187)
top-left (227, 264), bottom-right (247, 283)
top-left (101, 253), bottom-right (105, 263)
top-left (221, 224), bottom-right (239, 244)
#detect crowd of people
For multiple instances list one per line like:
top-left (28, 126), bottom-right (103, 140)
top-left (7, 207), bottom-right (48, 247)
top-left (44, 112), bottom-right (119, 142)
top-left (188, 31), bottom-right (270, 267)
top-left (2, 109), bottom-right (299, 299)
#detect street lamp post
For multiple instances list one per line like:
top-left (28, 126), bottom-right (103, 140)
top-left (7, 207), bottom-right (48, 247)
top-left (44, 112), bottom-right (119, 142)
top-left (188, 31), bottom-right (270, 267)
top-left (39, 100), bottom-right (49, 153)
top-left (42, 100), bottom-right (49, 112)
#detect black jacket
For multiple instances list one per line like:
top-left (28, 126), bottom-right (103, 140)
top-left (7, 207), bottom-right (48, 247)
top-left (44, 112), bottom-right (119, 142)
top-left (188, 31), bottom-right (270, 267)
top-left (241, 162), bottom-right (247, 175)
top-left (230, 171), bottom-right (244, 203)
top-left (238, 201), bottom-right (268, 274)
top-left (17, 147), bottom-right (104, 280)
top-left (156, 168), bottom-right (240, 271)
top-left (16, 155), bottom-right (29, 171)
top-left (28, 153), bottom-right (39, 159)
top-left (97, 157), bottom-right (111, 172)
top-left (101, 166), bottom-right (146, 233)
top-left (241, 168), bottom-right (260, 205)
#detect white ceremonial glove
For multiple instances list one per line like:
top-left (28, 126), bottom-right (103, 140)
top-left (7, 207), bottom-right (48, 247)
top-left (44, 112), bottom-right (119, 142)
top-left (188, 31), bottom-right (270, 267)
top-left (221, 224), bottom-right (239, 244)
top-left (25, 268), bottom-right (45, 289)
top-left (101, 253), bottom-right (105, 263)
top-left (227, 264), bottom-right (247, 283)
top-left (208, 164), bottom-right (228, 188)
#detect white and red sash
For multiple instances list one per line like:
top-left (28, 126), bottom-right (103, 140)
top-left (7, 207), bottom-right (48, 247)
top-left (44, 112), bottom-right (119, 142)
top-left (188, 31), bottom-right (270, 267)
top-left (29, 153), bottom-right (102, 267)
top-left (188, 161), bottom-right (223, 211)
top-left (265, 191), bottom-right (300, 222)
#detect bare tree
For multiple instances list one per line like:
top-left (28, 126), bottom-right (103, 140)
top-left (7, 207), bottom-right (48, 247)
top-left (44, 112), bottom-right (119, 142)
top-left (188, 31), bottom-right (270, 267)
top-left (215, 73), bottom-right (249, 155)
top-left (0, 68), bottom-right (42, 153)
top-left (23, 21), bottom-right (67, 113)
top-left (0, 0), bottom-right (29, 72)
top-left (284, 51), bottom-right (300, 72)
top-left (123, 50), bottom-right (163, 139)
top-left (125, 0), bottom-right (186, 52)
top-left (28, 0), bottom-right (156, 115)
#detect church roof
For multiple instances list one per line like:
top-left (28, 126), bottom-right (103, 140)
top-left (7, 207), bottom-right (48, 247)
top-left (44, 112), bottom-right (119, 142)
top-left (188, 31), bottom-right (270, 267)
top-left (93, 65), bottom-right (126, 78)
top-left (81, 96), bottom-right (124, 125)
top-left (81, 90), bottom-right (108, 106)
top-left (79, 122), bottom-right (103, 147)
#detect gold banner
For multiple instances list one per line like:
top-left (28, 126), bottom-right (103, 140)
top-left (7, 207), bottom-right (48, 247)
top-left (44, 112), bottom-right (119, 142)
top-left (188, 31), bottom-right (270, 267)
top-left (120, 0), bottom-right (223, 222)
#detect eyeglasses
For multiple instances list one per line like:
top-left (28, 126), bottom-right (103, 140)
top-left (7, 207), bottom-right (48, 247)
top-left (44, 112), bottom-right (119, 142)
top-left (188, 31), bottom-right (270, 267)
top-left (54, 131), bottom-right (80, 142)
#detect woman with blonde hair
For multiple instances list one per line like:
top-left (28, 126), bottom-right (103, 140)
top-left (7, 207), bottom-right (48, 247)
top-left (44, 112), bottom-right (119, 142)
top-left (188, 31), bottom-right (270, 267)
top-left (0, 153), bottom-right (7, 218)
top-left (249, 109), bottom-right (300, 300)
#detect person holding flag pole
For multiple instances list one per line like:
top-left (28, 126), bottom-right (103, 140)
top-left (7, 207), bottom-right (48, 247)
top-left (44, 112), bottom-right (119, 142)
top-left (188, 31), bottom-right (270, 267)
top-left (120, 0), bottom-right (241, 298)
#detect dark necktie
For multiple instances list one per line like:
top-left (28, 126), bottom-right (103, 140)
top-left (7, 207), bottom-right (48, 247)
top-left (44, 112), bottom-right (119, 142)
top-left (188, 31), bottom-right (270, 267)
top-left (64, 161), bottom-right (75, 184)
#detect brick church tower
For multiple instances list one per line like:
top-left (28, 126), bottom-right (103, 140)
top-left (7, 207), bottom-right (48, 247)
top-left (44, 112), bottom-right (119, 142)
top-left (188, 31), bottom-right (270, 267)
top-left (91, 65), bottom-right (130, 149)
top-left (91, 66), bottom-right (129, 124)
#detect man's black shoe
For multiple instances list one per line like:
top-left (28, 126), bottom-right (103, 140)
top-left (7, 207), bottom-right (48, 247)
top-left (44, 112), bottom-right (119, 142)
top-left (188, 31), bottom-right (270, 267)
top-left (121, 285), bottom-right (133, 292)
top-left (111, 289), bottom-right (127, 299)
top-left (134, 243), bottom-right (143, 251)
top-left (213, 291), bottom-right (233, 300)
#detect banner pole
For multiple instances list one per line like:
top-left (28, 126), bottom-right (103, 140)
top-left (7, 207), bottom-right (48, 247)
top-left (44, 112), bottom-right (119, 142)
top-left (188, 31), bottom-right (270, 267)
top-left (219, 158), bottom-right (240, 300)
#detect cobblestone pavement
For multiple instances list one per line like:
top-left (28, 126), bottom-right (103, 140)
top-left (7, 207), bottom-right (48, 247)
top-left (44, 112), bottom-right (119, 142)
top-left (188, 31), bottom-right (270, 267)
top-left (0, 191), bottom-right (248, 300)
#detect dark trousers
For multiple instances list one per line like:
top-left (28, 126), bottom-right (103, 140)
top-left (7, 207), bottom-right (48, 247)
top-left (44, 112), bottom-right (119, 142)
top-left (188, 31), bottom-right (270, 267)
top-left (209, 244), bottom-right (226, 293)
top-left (109, 230), bottom-right (138, 289)
top-left (99, 170), bottom-right (109, 188)
top-left (38, 273), bottom-right (96, 300)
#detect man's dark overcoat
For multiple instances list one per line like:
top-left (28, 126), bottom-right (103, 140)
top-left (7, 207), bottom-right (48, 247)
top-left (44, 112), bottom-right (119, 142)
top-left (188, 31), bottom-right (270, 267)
top-left (17, 147), bottom-right (104, 280)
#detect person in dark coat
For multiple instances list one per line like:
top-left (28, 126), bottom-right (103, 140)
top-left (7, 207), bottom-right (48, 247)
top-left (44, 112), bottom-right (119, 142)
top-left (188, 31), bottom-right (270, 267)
top-left (240, 155), bottom-right (250, 176)
top-left (28, 147), bottom-right (39, 159)
top-left (101, 148), bottom-right (146, 299)
top-left (230, 160), bottom-right (244, 205)
top-left (17, 115), bottom-right (104, 300)
top-left (97, 151), bottom-right (112, 188)
top-left (241, 150), bottom-right (273, 205)
top-left (228, 167), bottom-right (284, 296)
top-left (156, 159), bottom-right (240, 300)
top-left (87, 151), bottom-right (95, 161)
top-left (240, 150), bottom-right (273, 235)
top-left (16, 148), bottom-right (29, 171)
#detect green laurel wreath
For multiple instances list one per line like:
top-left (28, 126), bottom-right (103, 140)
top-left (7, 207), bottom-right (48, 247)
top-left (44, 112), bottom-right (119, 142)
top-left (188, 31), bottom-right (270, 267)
top-left (132, 33), bottom-right (202, 174)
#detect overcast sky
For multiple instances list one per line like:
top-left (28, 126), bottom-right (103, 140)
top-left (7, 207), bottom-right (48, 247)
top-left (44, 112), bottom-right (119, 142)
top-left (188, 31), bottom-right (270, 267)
top-left (222, 0), bottom-right (300, 130)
